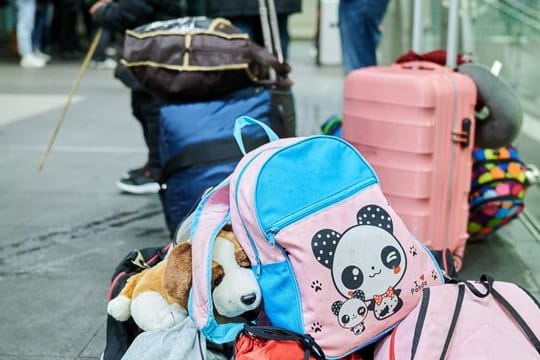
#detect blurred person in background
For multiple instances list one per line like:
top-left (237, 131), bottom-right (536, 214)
top-left (339, 0), bottom-right (390, 74)
top-left (89, 28), bottom-right (117, 69)
top-left (205, 0), bottom-right (302, 60)
top-left (89, 0), bottom-right (185, 194)
top-left (16, 0), bottom-right (49, 67)
top-left (81, 0), bottom-right (116, 69)
top-left (52, 0), bottom-right (83, 59)
top-left (32, 0), bottom-right (53, 61)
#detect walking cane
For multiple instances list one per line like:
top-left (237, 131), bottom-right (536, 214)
top-left (38, 28), bottom-right (103, 171)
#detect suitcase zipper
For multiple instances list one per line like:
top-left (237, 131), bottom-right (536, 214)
top-left (441, 73), bottom-right (461, 252)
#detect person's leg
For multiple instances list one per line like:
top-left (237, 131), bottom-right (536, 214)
top-left (131, 90), bottom-right (162, 174)
top-left (42, 1), bottom-right (54, 52)
top-left (31, 0), bottom-right (51, 60)
top-left (117, 90), bottom-right (162, 194)
top-left (56, 1), bottom-right (79, 58)
top-left (17, 0), bottom-right (47, 67)
top-left (16, 0), bottom-right (36, 56)
top-left (338, 0), bottom-right (390, 74)
top-left (277, 14), bottom-right (289, 61)
top-left (92, 29), bottom-right (109, 62)
top-left (31, 2), bottom-right (43, 51)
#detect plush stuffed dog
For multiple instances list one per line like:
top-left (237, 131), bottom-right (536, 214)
top-left (106, 227), bottom-right (262, 331)
top-left (165, 226), bottom-right (262, 324)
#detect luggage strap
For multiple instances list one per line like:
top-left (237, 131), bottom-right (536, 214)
top-left (159, 136), bottom-right (267, 186)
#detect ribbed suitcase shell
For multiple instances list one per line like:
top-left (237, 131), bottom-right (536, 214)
top-left (342, 61), bottom-right (477, 270)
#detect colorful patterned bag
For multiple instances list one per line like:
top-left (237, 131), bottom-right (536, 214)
top-left (468, 146), bottom-right (527, 239)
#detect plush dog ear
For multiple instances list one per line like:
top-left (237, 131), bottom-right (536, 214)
top-left (218, 229), bottom-right (251, 268)
top-left (163, 242), bottom-right (192, 309)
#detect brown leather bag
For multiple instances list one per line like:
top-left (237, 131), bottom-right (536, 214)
top-left (122, 17), bottom-right (291, 103)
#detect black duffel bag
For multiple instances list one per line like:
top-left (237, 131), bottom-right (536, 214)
top-left (122, 17), bottom-right (291, 103)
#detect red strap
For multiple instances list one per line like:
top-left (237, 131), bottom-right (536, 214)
top-left (395, 50), bottom-right (469, 66)
top-left (389, 327), bottom-right (398, 360)
top-left (108, 271), bottom-right (127, 300)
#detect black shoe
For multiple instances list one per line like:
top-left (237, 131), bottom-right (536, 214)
top-left (123, 165), bottom-right (146, 179)
top-left (117, 167), bottom-right (160, 194)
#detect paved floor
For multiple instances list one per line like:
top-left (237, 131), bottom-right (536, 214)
top-left (0, 40), bottom-right (539, 359)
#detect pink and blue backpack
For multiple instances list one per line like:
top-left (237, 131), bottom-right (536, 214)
top-left (188, 117), bottom-right (444, 359)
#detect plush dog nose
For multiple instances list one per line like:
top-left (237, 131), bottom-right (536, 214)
top-left (241, 293), bottom-right (257, 305)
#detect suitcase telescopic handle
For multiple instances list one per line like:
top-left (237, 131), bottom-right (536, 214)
top-left (412, 0), bottom-right (459, 69)
top-left (259, 0), bottom-right (285, 81)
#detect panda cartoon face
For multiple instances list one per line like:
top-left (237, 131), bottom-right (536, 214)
top-left (312, 205), bottom-right (407, 300)
top-left (331, 290), bottom-right (367, 335)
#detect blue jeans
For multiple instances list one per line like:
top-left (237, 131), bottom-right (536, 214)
top-left (16, 0), bottom-right (36, 56)
top-left (92, 29), bottom-right (113, 62)
top-left (339, 0), bottom-right (390, 74)
top-left (32, 1), bottom-right (53, 52)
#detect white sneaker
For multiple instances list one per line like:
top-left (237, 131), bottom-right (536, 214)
top-left (20, 54), bottom-right (46, 68)
top-left (90, 58), bottom-right (117, 70)
top-left (34, 50), bottom-right (51, 63)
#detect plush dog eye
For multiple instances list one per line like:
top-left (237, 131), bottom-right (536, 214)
top-left (342, 265), bottom-right (363, 290)
top-left (341, 314), bottom-right (350, 324)
top-left (213, 274), bottom-right (224, 287)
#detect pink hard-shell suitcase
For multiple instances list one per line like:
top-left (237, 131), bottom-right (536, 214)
top-left (342, 0), bottom-right (476, 271)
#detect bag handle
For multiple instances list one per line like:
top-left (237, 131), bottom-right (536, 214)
top-left (233, 116), bottom-right (279, 155)
top-left (188, 180), bottom-right (244, 343)
top-left (412, 285), bottom-right (465, 360)
top-left (411, 0), bottom-right (459, 68)
top-left (447, 274), bottom-right (540, 355)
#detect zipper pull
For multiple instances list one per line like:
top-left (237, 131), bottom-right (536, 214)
top-left (255, 258), bottom-right (262, 277)
top-left (266, 228), bottom-right (278, 247)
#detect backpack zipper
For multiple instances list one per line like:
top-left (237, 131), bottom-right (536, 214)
top-left (234, 145), bottom-right (284, 272)
top-left (264, 177), bottom-right (377, 245)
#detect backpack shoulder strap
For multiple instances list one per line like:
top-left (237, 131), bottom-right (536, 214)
top-left (188, 180), bottom-right (244, 344)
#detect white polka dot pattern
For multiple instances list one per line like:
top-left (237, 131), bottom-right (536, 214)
top-left (356, 205), bottom-right (393, 233)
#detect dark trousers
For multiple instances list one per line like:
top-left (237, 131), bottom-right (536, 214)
top-left (228, 14), bottom-right (290, 60)
top-left (131, 90), bottom-right (162, 176)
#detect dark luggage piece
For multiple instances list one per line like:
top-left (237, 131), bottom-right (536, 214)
top-left (122, 17), bottom-right (290, 103)
top-left (158, 0), bottom-right (296, 235)
top-left (103, 245), bottom-right (170, 360)
top-left (159, 87), bottom-right (275, 235)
